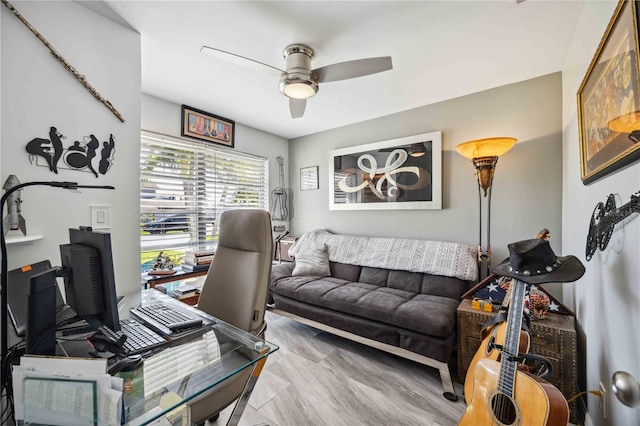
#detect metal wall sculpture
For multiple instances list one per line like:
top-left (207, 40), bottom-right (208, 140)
top-left (25, 127), bottom-right (116, 177)
top-left (585, 191), bottom-right (639, 260)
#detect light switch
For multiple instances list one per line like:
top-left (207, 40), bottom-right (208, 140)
top-left (91, 205), bottom-right (111, 229)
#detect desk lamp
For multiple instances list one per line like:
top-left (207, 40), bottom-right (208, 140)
top-left (1, 178), bottom-right (114, 385)
top-left (455, 137), bottom-right (516, 279)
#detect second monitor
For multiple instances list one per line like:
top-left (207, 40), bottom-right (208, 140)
top-left (60, 227), bottom-right (120, 332)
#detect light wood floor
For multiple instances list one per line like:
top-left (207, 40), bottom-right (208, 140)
top-left (215, 310), bottom-right (466, 426)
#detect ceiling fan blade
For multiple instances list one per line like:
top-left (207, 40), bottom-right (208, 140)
top-left (289, 98), bottom-right (306, 119)
top-left (314, 57), bottom-right (392, 83)
top-left (200, 46), bottom-right (284, 78)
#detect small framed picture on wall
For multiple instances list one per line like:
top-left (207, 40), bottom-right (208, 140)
top-left (300, 166), bottom-right (319, 190)
top-left (181, 104), bottom-right (235, 148)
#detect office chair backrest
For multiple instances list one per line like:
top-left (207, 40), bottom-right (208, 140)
top-left (197, 209), bottom-right (273, 334)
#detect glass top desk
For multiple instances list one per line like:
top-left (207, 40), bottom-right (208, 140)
top-left (21, 289), bottom-right (279, 426)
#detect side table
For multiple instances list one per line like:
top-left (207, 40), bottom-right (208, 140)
top-left (456, 298), bottom-right (578, 423)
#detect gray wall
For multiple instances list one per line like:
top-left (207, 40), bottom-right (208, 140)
top-left (1, 1), bottom-right (142, 297)
top-left (562, 2), bottom-right (640, 425)
top-left (289, 73), bottom-right (563, 290)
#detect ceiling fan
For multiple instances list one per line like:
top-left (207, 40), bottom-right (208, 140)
top-left (200, 44), bottom-right (392, 119)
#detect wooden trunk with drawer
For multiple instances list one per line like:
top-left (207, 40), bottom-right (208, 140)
top-left (456, 298), bottom-right (578, 423)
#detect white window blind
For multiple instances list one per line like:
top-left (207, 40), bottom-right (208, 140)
top-left (140, 132), bottom-right (268, 269)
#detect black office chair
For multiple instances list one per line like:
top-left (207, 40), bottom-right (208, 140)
top-left (188, 209), bottom-right (273, 425)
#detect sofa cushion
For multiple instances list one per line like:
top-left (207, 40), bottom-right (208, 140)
top-left (329, 261), bottom-right (361, 282)
top-left (319, 262), bottom-right (468, 297)
top-left (359, 267), bottom-right (389, 287)
top-left (387, 270), bottom-right (422, 293)
top-left (270, 275), bottom-right (459, 338)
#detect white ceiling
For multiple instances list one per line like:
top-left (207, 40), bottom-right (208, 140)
top-left (95, 0), bottom-right (585, 140)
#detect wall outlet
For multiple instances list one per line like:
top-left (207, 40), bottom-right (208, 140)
top-left (599, 381), bottom-right (607, 419)
top-left (273, 225), bottom-right (286, 232)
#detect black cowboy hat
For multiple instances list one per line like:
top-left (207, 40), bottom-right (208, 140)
top-left (491, 239), bottom-right (585, 284)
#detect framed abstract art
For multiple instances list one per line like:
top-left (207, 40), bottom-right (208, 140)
top-left (329, 131), bottom-right (442, 210)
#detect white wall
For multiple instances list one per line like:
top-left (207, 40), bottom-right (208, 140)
top-left (562, 2), bottom-right (640, 425)
top-left (1, 1), bottom-right (141, 297)
top-left (289, 73), bottom-right (564, 292)
top-left (141, 93), bottom-right (290, 230)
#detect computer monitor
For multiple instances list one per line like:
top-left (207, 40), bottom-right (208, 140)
top-left (8, 260), bottom-right (56, 336)
top-left (59, 227), bottom-right (120, 331)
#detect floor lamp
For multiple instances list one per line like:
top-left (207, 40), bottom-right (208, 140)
top-left (456, 137), bottom-right (516, 280)
top-left (1, 177), bottom-right (114, 404)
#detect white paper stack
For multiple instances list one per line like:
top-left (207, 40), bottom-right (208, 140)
top-left (12, 356), bottom-right (123, 426)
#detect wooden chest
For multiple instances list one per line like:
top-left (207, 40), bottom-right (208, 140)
top-left (456, 298), bottom-right (578, 423)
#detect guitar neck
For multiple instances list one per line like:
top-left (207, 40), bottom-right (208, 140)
top-left (600, 200), bottom-right (639, 229)
top-left (497, 279), bottom-right (528, 397)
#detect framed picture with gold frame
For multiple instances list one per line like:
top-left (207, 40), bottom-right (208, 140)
top-left (577, 0), bottom-right (640, 184)
top-left (181, 105), bottom-right (235, 148)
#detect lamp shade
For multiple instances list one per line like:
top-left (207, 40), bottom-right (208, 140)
top-left (608, 111), bottom-right (640, 133)
top-left (456, 137), bottom-right (517, 159)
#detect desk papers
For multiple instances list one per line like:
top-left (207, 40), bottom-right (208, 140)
top-left (12, 356), bottom-right (123, 426)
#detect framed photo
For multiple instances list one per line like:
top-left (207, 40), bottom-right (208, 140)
top-left (300, 166), bottom-right (319, 191)
top-left (329, 131), bottom-right (441, 210)
top-left (181, 105), bottom-right (235, 148)
top-left (577, 0), bottom-right (640, 184)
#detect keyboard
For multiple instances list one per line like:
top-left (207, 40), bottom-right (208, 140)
top-left (100, 319), bottom-right (168, 355)
top-left (56, 305), bottom-right (80, 326)
top-left (130, 303), bottom-right (204, 336)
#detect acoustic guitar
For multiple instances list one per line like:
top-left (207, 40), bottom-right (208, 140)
top-left (463, 229), bottom-right (550, 404)
top-left (463, 283), bottom-right (530, 405)
top-left (458, 278), bottom-right (569, 426)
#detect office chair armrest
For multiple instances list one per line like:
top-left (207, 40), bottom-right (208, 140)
top-left (251, 321), bottom-right (267, 339)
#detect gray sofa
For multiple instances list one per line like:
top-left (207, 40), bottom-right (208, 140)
top-left (268, 230), bottom-right (477, 400)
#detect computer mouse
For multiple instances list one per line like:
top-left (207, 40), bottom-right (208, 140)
top-left (108, 354), bottom-right (143, 375)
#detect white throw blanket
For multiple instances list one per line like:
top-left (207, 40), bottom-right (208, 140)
top-left (289, 229), bottom-right (478, 281)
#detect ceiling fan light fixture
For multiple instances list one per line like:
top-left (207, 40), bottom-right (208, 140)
top-left (279, 44), bottom-right (319, 100)
top-left (279, 74), bottom-right (318, 99)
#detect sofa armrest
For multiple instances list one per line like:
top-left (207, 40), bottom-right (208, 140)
top-left (268, 262), bottom-right (295, 305)
top-left (271, 262), bottom-right (295, 284)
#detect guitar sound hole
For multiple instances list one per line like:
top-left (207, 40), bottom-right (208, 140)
top-left (490, 393), bottom-right (517, 425)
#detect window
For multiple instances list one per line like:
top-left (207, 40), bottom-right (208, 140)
top-left (140, 131), bottom-right (268, 271)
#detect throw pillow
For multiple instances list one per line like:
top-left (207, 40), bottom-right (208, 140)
top-left (292, 244), bottom-right (330, 277)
